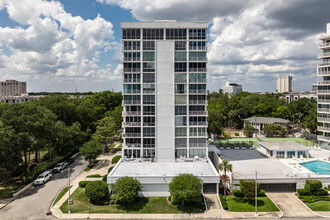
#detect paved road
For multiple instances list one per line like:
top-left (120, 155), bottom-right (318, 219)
top-left (0, 155), bottom-right (87, 220)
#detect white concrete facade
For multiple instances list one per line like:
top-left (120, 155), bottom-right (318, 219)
top-left (222, 82), bottom-right (242, 96)
top-left (276, 75), bottom-right (292, 93)
top-left (317, 22), bottom-right (330, 150)
top-left (257, 141), bottom-right (309, 159)
top-left (0, 80), bottom-right (27, 97)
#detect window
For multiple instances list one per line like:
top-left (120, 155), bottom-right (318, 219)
top-left (175, 116), bottom-right (187, 126)
top-left (143, 138), bottom-right (155, 148)
top-left (189, 29), bottom-right (206, 39)
top-left (143, 117), bottom-right (155, 126)
top-left (143, 106), bottom-right (155, 115)
top-left (166, 29), bottom-right (186, 39)
top-left (175, 62), bottom-right (187, 72)
top-left (123, 52), bottom-right (140, 61)
top-left (123, 95), bottom-right (140, 104)
top-left (189, 149), bottom-right (206, 158)
top-left (189, 52), bottom-right (207, 61)
top-left (189, 84), bottom-right (206, 94)
top-left (123, 41), bottom-right (140, 50)
top-left (175, 73), bottom-right (186, 83)
top-left (175, 127), bottom-right (187, 137)
top-left (175, 84), bottom-right (186, 94)
top-left (287, 151), bottom-right (295, 158)
top-left (143, 95), bottom-right (155, 104)
top-left (175, 95), bottom-right (187, 104)
top-left (276, 151), bottom-right (285, 158)
top-left (143, 41), bottom-right (155, 50)
top-left (123, 84), bottom-right (140, 93)
top-left (175, 138), bottom-right (187, 148)
top-left (175, 106), bottom-right (187, 115)
top-left (143, 73), bottom-right (155, 83)
top-left (143, 52), bottom-right (155, 61)
top-left (175, 52), bottom-right (187, 61)
top-left (124, 74), bottom-right (140, 83)
top-left (143, 62), bottom-right (155, 72)
top-left (189, 63), bottom-right (206, 72)
top-left (189, 105), bottom-right (205, 114)
top-left (189, 73), bottom-right (206, 82)
top-left (190, 127), bottom-right (206, 136)
top-left (175, 41), bottom-right (186, 50)
top-left (125, 116), bottom-right (141, 123)
top-left (123, 63), bottom-right (140, 72)
top-left (123, 29), bottom-right (141, 39)
top-left (143, 127), bottom-right (155, 137)
top-left (143, 84), bottom-right (155, 94)
top-left (189, 116), bottom-right (207, 125)
top-left (142, 149), bottom-right (155, 158)
top-left (175, 149), bottom-right (187, 158)
top-left (143, 29), bottom-right (163, 40)
top-left (189, 41), bottom-right (206, 50)
top-left (124, 149), bottom-right (141, 158)
top-left (189, 138), bottom-right (207, 147)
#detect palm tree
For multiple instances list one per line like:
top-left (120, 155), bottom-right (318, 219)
top-left (217, 159), bottom-right (232, 200)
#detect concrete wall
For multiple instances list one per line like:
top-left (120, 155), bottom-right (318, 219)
top-left (156, 40), bottom-right (175, 162)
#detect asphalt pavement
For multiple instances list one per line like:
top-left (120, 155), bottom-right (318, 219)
top-left (0, 154), bottom-right (87, 220)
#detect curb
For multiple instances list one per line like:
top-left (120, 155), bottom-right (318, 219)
top-left (266, 193), bottom-right (284, 218)
top-left (293, 193), bottom-right (330, 218)
top-left (0, 182), bottom-right (33, 210)
top-left (202, 194), bottom-right (208, 213)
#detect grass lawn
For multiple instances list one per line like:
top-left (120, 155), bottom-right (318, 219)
top-left (83, 160), bottom-right (99, 172)
top-left (0, 182), bottom-right (24, 200)
top-left (60, 187), bottom-right (205, 214)
top-left (216, 137), bottom-right (316, 147)
top-left (305, 201), bottom-right (330, 211)
top-left (225, 196), bottom-right (279, 212)
top-left (53, 185), bottom-right (72, 206)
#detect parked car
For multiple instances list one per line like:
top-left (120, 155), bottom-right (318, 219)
top-left (65, 158), bottom-right (75, 165)
top-left (53, 162), bottom-right (66, 173)
top-left (34, 170), bottom-right (52, 185)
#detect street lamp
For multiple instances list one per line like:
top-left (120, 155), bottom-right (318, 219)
top-left (255, 170), bottom-right (258, 217)
top-left (68, 169), bottom-right (71, 214)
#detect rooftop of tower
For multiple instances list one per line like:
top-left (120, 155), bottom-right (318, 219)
top-left (121, 20), bottom-right (208, 29)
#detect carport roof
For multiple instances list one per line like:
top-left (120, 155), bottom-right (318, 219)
top-left (258, 141), bottom-right (310, 151)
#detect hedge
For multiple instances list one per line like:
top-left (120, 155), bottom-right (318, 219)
top-left (232, 190), bottom-right (244, 197)
top-left (219, 194), bottom-right (228, 210)
top-left (111, 155), bottom-right (122, 164)
top-left (79, 181), bottom-right (90, 188)
top-left (108, 166), bottom-right (114, 174)
top-left (299, 195), bottom-right (330, 203)
top-left (86, 174), bottom-right (101, 178)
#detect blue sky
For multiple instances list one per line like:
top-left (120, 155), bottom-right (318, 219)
top-left (0, 0), bottom-right (330, 93)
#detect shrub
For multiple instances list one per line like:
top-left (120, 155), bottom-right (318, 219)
top-left (85, 181), bottom-right (109, 205)
top-left (102, 175), bottom-right (107, 182)
top-left (305, 180), bottom-right (323, 195)
top-left (316, 189), bottom-right (329, 196)
top-left (232, 190), bottom-right (245, 197)
top-left (300, 196), bottom-right (330, 203)
top-left (111, 155), bottom-right (122, 164)
top-left (169, 174), bottom-right (203, 206)
top-left (241, 180), bottom-right (260, 199)
top-left (86, 174), bottom-right (101, 178)
top-left (219, 194), bottom-right (228, 210)
top-left (108, 166), bottom-right (114, 174)
top-left (297, 189), bottom-right (311, 196)
top-left (79, 181), bottom-right (89, 188)
top-left (258, 189), bottom-right (266, 197)
top-left (111, 176), bottom-right (141, 205)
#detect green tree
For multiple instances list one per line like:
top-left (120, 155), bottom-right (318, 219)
top-left (273, 106), bottom-right (292, 120)
top-left (110, 176), bottom-right (142, 205)
top-left (207, 109), bottom-right (224, 136)
top-left (243, 123), bottom-right (256, 138)
top-left (217, 160), bottom-right (232, 200)
top-left (80, 140), bottom-right (103, 165)
top-left (263, 124), bottom-right (287, 137)
top-left (169, 174), bottom-right (203, 206)
top-left (92, 116), bottom-right (119, 148)
top-left (241, 180), bottom-right (260, 200)
top-left (85, 181), bottom-right (109, 204)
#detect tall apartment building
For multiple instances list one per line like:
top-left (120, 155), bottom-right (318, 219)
top-left (108, 20), bottom-right (219, 196)
top-left (222, 82), bottom-right (242, 96)
top-left (276, 75), bottom-right (292, 93)
top-left (121, 20), bottom-right (208, 161)
top-left (317, 22), bottom-right (330, 150)
top-left (0, 80), bottom-right (27, 97)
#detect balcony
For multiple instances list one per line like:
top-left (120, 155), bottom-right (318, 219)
top-left (123, 111), bottom-right (141, 116)
top-left (123, 68), bottom-right (141, 73)
top-left (189, 121), bottom-right (208, 126)
top-left (189, 89), bottom-right (207, 94)
top-left (318, 117), bottom-right (330, 122)
top-left (318, 61), bottom-right (330, 66)
top-left (317, 126), bottom-right (330, 132)
top-left (126, 143), bottom-right (141, 148)
top-left (189, 68), bottom-right (207, 72)
top-left (189, 111), bottom-right (208, 115)
top-left (122, 122), bottom-right (141, 127)
top-left (317, 135), bottom-right (330, 142)
top-left (318, 99), bottom-right (330, 103)
top-left (123, 100), bottom-right (141, 105)
top-left (189, 57), bottom-right (207, 62)
top-left (143, 122), bottom-right (155, 126)
top-left (123, 57), bottom-right (140, 62)
top-left (189, 79), bottom-right (207, 83)
top-left (189, 143), bottom-right (207, 148)
top-left (190, 133), bottom-right (208, 137)
top-left (123, 133), bottom-right (141, 137)
top-left (123, 79), bottom-right (140, 83)
top-left (319, 34), bottom-right (330, 40)
top-left (317, 90), bottom-right (330, 94)
top-left (318, 52), bottom-right (330, 58)
top-left (143, 144), bottom-right (155, 148)
top-left (317, 70), bottom-right (330, 76)
top-left (123, 90), bottom-right (141, 94)
top-left (123, 46), bottom-right (140, 51)
top-left (143, 133), bottom-right (155, 137)
top-left (319, 42), bottom-right (330, 48)
top-left (189, 100), bottom-right (207, 105)
top-left (189, 46), bottom-right (207, 51)
top-left (318, 108), bottom-right (330, 113)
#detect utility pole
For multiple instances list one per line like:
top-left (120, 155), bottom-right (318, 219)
top-left (255, 170), bottom-right (258, 217)
top-left (68, 169), bottom-right (71, 214)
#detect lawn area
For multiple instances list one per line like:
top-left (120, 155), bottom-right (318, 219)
top-left (83, 160), bottom-right (99, 172)
top-left (53, 185), bottom-right (72, 206)
top-left (0, 182), bottom-right (24, 200)
top-left (60, 187), bottom-right (205, 214)
top-left (305, 201), bottom-right (330, 211)
top-left (224, 196), bottom-right (279, 212)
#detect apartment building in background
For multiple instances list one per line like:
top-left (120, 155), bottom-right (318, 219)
top-left (222, 82), bottom-right (242, 96)
top-left (317, 22), bottom-right (330, 150)
top-left (276, 75), bottom-right (292, 93)
top-left (0, 80), bottom-right (27, 97)
top-left (108, 20), bottom-right (219, 196)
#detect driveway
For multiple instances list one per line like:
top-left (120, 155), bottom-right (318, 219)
top-left (267, 193), bottom-right (317, 218)
top-left (0, 154), bottom-right (88, 220)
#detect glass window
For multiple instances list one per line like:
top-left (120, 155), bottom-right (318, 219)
top-left (189, 73), bottom-right (206, 83)
top-left (143, 95), bottom-right (155, 104)
top-left (143, 106), bottom-right (155, 115)
top-left (142, 149), bottom-right (155, 158)
top-left (175, 106), bottom-right (187, 115)
top-left (166, 29), bottom-right (186, 40)
top-left (143, 41), bottom-right (155, 50)
top-left (175, 62), bottom-right (187, 72)
top-left (143, 84), bottom-right (155, 94)
top-left (175, 116), bottom-right (187, 126)
top-left (175, 127), bottom-right (187, 137)
top-left (143, 29), bottom-right (164, 40)
top-left (123, 63), bottom-right (140, 72)
top-left (175, 84), bottom-right (186, 94)
top-left (189, 41), bottom-right (206, 50)
top-left (189, 52), bottom-right (207, 61)
top-left (175, 95), bottom-right (187, 104)
top-left (143, 127), bottom-right (155, 137)
top-left (123, 29), bottom-right (141, 39)
top-left (143, 62), bottom-right (155, 72)
top-left (143, 117), bottom-right (155, 126)
top-left (175, 52), bottom-right (187, 61)
top-left (175, 138), bottom-right (187, 148)
top-left (143, 73), bottom-right (155, 83)
top-left (124, 74), bottom-right (140, 83)
top-left (175, 41), bottom-right (186, 50)
top-left (123, 41), bottom-right (140, 50)
top-left (175, 73), bottom-right (186, 83)
top-left (189, 62), bottom-right (206, 72)
top-left (143, 138), bottom-right (155, 148)
top-left (189, 29), bottom-right (206, 40)
top-left (175, 149), bottom-right (187, 158)
top-left (124, 52), bottom-right (140, 61)
top-left (189, 138), bottom-right (207, 147)
top-left (189, 149), bottom-right (206, 158)
top-left (143, 52), bottom-right (155, 61)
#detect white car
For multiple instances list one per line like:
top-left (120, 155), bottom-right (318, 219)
top-left (34, 170), bottom-right (52, 185)
top-left (53, 162), bottom-right (67, 173)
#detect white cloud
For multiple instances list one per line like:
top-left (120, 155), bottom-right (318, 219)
top-left (0, 0), bottom-right (118, 92)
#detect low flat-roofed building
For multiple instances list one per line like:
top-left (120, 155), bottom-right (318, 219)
top-left (243, 116), bottom-right (290, 133)
top-left (107, 158), bottom-right (220, 196)
top-left (258, 141), bottom-right (309, 159)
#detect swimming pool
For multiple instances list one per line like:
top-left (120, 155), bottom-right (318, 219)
top-left (300, 160), bottom-right (330, 174)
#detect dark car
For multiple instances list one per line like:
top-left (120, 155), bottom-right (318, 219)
top-left (66, 158), bottom-right (75, 165)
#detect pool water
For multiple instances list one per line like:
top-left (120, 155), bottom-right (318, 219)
top-left (300, 160), bottom-right (330, 174)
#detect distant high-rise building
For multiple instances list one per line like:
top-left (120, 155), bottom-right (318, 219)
top-left (317, 22), bottom-right (330, 150)
top-left (276, 75), bottom-right (292, 93)
top-left (222, 82), bottom-right (242, 96)
top-left (0, 80), bottom-right (27, 97)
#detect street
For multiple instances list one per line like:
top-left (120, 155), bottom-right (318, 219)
top-left (0, 155), bottom-right (87, 220)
